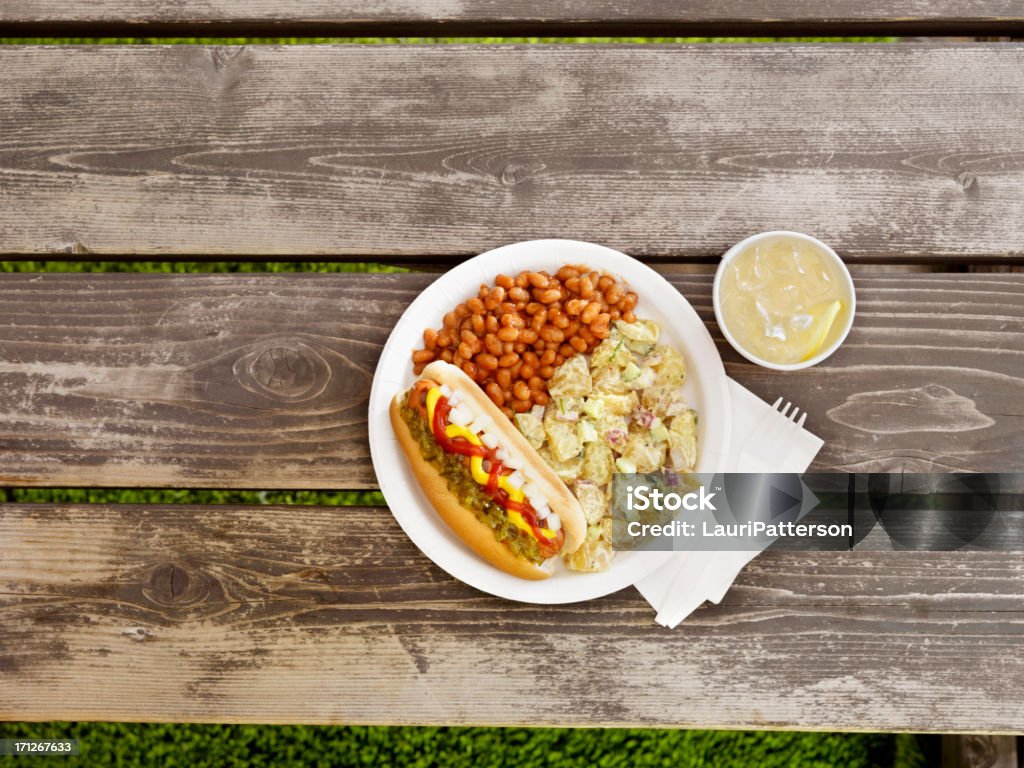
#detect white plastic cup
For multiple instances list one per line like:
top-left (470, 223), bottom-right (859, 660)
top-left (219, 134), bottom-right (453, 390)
top-left (712, 231), bottom-right (856, 371)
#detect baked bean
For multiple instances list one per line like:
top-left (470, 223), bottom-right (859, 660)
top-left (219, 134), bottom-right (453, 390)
top-left (579, 275), bottom-right (595, 298)
top-left (502, 342), bottom-right (514, 355)
top-left (467, 297), bottom-right (485, 314)
top-left (513, 381), bottom-right (531, 401)
top-left (458, 342), bottom-right (474, 360)
top-left (443, 311), bottom-right (459, 329)
top-left (564, 276), bottom-right (581, 294)
top-left (565, 298), bottom-right (588, 316)
top-left (527, 272), bottom-right (549, 289)
top-left (619, 292), bottom-right (638, 312)
top-left (525, 302), bottom-right (543, 315)
top-left (622, 310), bottom-right (636, 323)
top-left (500, 313), bottom-right (524, 329)
top-left (604, 284), bottom-right (625, 305)
top-left (514, 342), bottom-right (526, 353)
top-left (521, 328), bottom-right (539, 345)
top-left (523, 350), bottom-right (540, 368)
top-left (412, 349), bottom-right (435, 364)
top-left (510, 398), bottom-right (531, 413)
top-left (485, 314), bottom-right (499, 333)
top-left (489, 286), bottom-right (506, 303)
top-left (440, 349), bottom-right (454, 363)
top-left (559, 343), bottom-right (574, 358)
top-left (413, 363), bottom-right (425, 375)
top-left (485, 382), bottom-right (505, 407)
top-left (539, 365), bottom-right (555, 379)
top-left (540, 325), bottom-right (564, 344)
top-left (536, 288), bottom-right (561, 304)
top-left (580, 301), bottom-right (601, 325)
top-left (552, 313), bottom-right (570, 330)
top-left (554, 354), bottom-right (565, 366)
top-left (495, 274), bottom-right (514, 289)
top-left (496, 326), bottom-right (519, 343)
top-left (610, 308), bottom-right (621, 321)
top-left (423, 328), bottom-right (438, 350)
top-left (520, 364), bottom-right (536, 380)
top-left (453, 353), bottom-right (463, 368)
top-left (498, 353), bottom-right (519, 368)
top-left (496, 368), bottom-right (512, 390)
top-left (508, 286), bottom-right (530, 303)
top-left (471, 314), bottom-right (485, 335)
top-left (456, 303), bottom-right (471, 319)
top-left (476, 353), bottom-right (499, 371)
top-left (484, 334), bottom-right (502, 356)
top-left (462, 362), bottom-right (479, 380)
top-left (557, 265), bottom-right (579, 281)
top-left (528, 376), bottom-right (544, 391)
top-left (540, 349), bottom-right (557, 366)
top-left (514, 273), bottom-right (530, 288)
top-left (532, 391), bottom-right (550, 406)
top-left (597, 276), bottom-right (614, 291)
top-left (570, 336), bottom-right (588, 353)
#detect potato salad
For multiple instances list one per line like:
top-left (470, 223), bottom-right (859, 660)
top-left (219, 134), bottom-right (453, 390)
top-left (513, 319), bottom-right (698, 572)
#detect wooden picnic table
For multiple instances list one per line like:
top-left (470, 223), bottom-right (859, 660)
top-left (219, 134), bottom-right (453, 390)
top-left (1, 5), bottom-right (1023, 754)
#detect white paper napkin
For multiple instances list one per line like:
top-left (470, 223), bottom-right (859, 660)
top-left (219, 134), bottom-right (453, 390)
top-left (633, 378), bottom-right (824, 628)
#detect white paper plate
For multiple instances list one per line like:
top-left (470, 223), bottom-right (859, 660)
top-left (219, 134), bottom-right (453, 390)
top-left (368, 240), bottom-right (731, 604)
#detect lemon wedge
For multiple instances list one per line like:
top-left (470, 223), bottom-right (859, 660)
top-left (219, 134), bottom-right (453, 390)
top-left (798, 300), bottom-right (843, 361)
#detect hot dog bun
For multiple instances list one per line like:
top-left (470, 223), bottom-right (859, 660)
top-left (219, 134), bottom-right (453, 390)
top-left (391, 361), bottom-right (587, 580)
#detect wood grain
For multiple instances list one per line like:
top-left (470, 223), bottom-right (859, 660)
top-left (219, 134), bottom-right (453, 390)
top-left (1, 271), bottom-right (1022, 488)
top-left (2, 45), bottom-right (1024, 261)
top-left (1, 1), bottom-right (1023, 37)
top-left (3, 502), bottom-right (1024, 729)
top-left (942, 735), bottom-right (1018, 768)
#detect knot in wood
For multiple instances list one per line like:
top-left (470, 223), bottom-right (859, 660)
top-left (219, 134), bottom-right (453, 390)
top-left (233, 339), bottom-right (332, 402)
top-left (146, 562), bottom-right (203, 608)
top-left (500, 161), bottom-right (545, 186)
top-left (956, 171), bottom-right (977, 192)
top-left (963, 735), bottom-right (999, 768)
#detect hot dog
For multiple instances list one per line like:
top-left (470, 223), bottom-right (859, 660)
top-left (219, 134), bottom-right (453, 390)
top-left (391, 361), bottom-right (586, 580)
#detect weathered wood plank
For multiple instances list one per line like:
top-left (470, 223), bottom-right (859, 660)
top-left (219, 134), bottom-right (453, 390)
top-left (2, 503), bottom-right (1023, 728)
top-left (1, 2), bottom-right (1023, 37)
top-left (1, 272), bottom-right (1021, 487)
top-left (1, 45), bottom-right (1024, 261)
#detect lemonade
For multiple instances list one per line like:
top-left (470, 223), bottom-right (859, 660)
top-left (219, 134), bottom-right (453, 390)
top-left (717, 235), bottom-right (850, 365)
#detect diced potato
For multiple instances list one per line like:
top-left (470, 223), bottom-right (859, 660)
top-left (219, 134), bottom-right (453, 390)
top-left (514, 411), bottom-right (546, 451)
top-left (615, 319), bottom-right (659, 344)
top-left (667, 410), bottom-right (698, 470)
top-left (622, 434), bottom-right (666, 473)
top-left (563, 518), bottom-right (614, 573)
top-left (581, 440), bottom-right (615, 486)
top-left (547, 354), bottom-right (592, 397)
top-left (599, 391), bottom-right (639, 416)
top-left (538, 446), bottom-right (583, 484)
top-left (655, 345), bottom-right (687, 387)
top-left (589, 337), bottom-right (630, 370)
top-left (574, 480), bottom-right (608, 525)
top-left (641, 383), bottom-right (688, 419)
top-left (543, 405), bottom-right (582, 463)
top-left (592, 364), bottom-right (630, 395)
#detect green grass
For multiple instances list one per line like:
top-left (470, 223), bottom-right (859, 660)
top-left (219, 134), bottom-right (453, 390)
top-left (0, 723), bottom-right (934, 767)
top-left (1, 31), bottom-right (916, 768)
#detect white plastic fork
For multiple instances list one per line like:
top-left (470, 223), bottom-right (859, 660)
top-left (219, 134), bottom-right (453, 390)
top-left (739, 396), bottom-right (808, 473)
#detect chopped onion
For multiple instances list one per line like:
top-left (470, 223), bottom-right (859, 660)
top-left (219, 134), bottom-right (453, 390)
top-left (504, 453), bottom-right (525, 470)
top-left (506, 471), bottom-right (525, 490)
top-left (546, 513), bottom-right (562, 532)
top-left (555, 411), bottom-right (579, 423)
top-left (669, 447), bottom-right (687, 469)
top-left (480, 431), bottom-right (499, 450)
top-left (449, 406), bottom-right (471, 426)
top-left (448, 390), bottom-right (463, 406)
top-left (496, 447), bottom-right (509, 462)
top-left (530, 405), bottom-right (546, 421)
top-left (439, 383), bottom-right (452, 397)
top-left (530, 492), bottom-right (549, 511)
top-left (470, 413), bottom-right (493, 433)
top-left (535, 504), bottom-right (551, 520)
